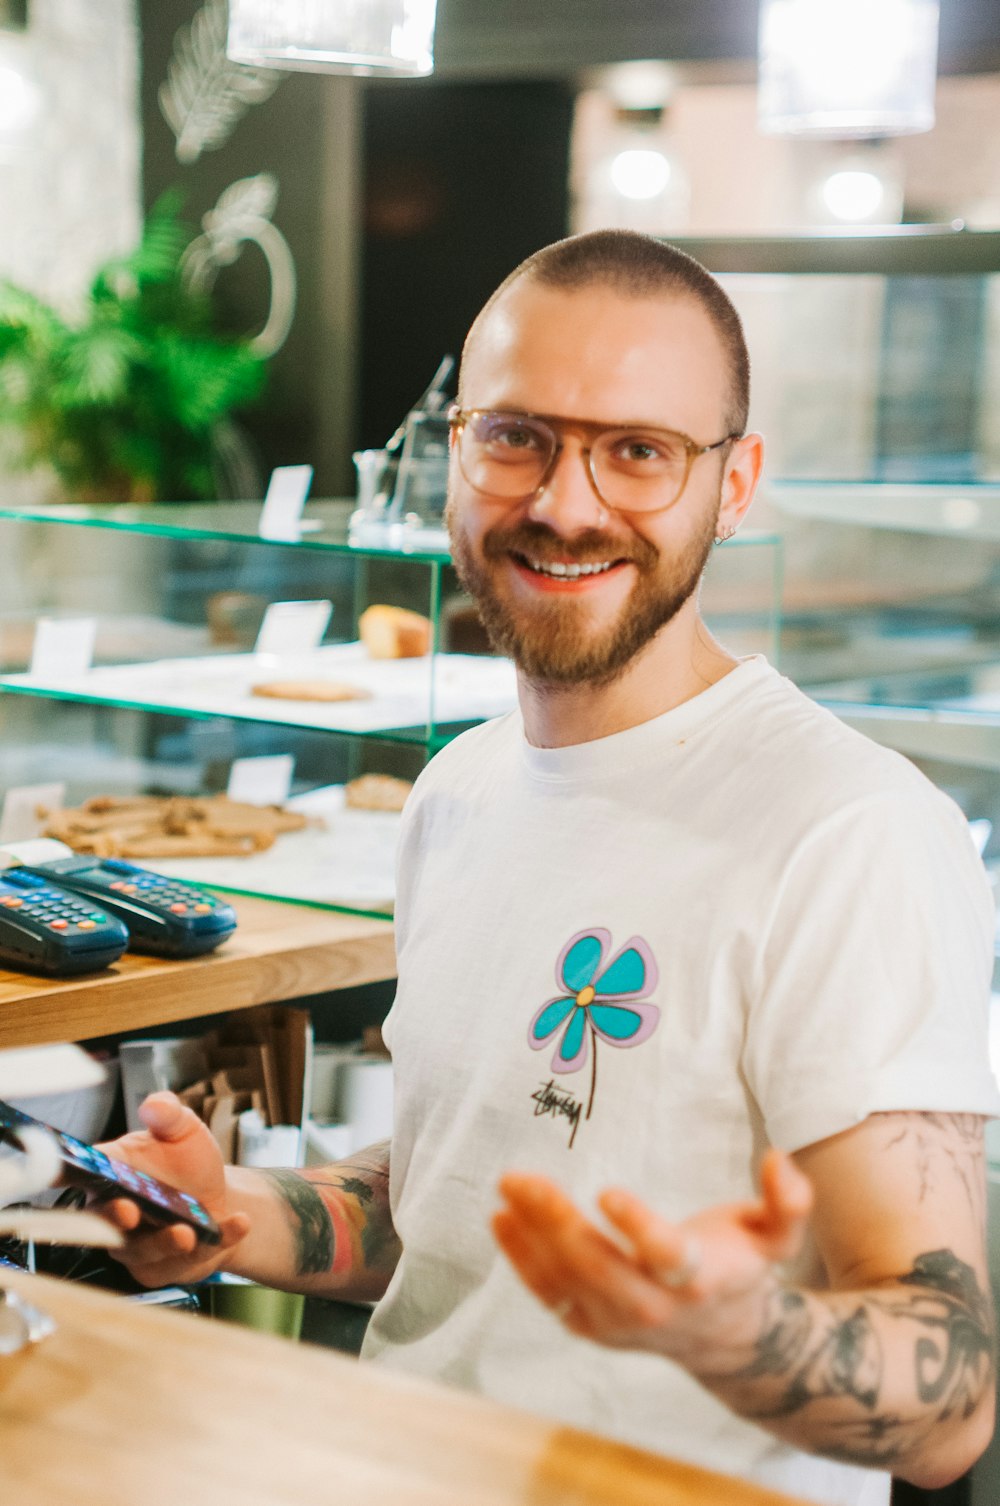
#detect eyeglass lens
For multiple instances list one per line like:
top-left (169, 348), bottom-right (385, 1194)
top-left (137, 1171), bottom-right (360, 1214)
top-left (458, 411), bottom-right (697, 512)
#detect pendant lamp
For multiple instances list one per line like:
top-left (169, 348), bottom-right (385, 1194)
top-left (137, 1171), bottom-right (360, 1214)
top-left (226, 0), bottom-right (437, 77)
top-left (758, 0), bottom-right (939, 138)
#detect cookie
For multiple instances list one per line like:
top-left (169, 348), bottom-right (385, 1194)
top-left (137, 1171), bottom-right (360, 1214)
top-left (251, 679), bottom-right (372, 703)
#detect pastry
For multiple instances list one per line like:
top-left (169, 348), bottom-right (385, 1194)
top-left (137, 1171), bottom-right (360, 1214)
top-left (344, 774), bottom-right (413, 812)
top-left (41, 793), bottom-right (312, 860)
top-left (358, 604), bottom-right (432, 659)
top-left (251, 679), bottom-right (371, 703)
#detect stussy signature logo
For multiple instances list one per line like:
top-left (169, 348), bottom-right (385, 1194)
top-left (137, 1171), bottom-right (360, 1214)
top-left (527, 928), bottom-right (660, 1145)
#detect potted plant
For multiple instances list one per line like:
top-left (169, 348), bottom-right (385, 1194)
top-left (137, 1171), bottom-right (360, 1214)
top-left (0, 193), bottom-right (267, 503)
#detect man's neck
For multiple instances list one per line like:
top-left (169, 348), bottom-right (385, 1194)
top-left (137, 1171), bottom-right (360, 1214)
top-left (517, 610), bottom-right (740, 749)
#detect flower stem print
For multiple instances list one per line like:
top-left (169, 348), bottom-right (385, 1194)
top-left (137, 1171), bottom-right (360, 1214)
top-left (528, 929), bottom-right (660, 1133)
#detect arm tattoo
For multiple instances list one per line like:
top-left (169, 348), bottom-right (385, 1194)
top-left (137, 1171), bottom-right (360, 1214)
top-left (878, 1113), bottom-right (985, 1229)
top-left (896, 1250), bottom-right (994, 1411)
top-left (726, 1247), bottom-right (995, 1469)
top-left (259, 1169), bottom-right (334, 1276)
top-left (260, 1140), bottom-right (396, 1281)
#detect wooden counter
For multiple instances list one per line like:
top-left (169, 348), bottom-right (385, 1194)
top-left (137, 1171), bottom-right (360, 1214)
top-left (0, 894), bottom-right (396, 1048)
top-left (0, 1268), bottom-right (809, 1506)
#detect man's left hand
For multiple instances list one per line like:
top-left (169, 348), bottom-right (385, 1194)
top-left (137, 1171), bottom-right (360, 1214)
top-left (493, 1148), bottom-right (812, 1359)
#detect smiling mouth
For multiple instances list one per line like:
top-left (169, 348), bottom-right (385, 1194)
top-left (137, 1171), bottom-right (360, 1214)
top-left (514, 553), bottom-right (625, 580)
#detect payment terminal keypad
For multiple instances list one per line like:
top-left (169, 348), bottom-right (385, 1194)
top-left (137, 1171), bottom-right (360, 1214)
top-left (15, 857), bottom-right (238, 958)
top-left (0, 870), bottom-right (128, 975)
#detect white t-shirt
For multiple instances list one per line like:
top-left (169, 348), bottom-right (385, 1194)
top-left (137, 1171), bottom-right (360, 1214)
top-left (363, 657), bottom-right (1000, 1506)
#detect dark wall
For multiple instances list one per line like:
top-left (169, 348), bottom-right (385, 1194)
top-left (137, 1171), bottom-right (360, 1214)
top-left (138, 12), bottom-right (573, 486)
top-left (358, 79), bottom-right (573, 449)
top-left (138, 1), bottom-right (343, 491)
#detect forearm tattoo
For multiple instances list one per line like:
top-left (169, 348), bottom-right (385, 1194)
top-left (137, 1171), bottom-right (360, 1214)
top-left (702, 1114), bottom-right (996, 1471)
top-left (729, 1248), bottom-right (995, 1468)
top-left (260, 1141), bottom-right (396, 1281)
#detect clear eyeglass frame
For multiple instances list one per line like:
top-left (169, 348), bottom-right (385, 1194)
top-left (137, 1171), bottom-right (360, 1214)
top-left (448, 405), bottom-right (741, 514)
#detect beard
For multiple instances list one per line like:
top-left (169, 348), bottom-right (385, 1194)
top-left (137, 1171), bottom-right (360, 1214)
top-left (447, 500), bottom-right (718, 688)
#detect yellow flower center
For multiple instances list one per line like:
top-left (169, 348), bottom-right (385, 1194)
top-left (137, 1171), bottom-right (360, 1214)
top-left (576, 984), bottom-right (596, 1009)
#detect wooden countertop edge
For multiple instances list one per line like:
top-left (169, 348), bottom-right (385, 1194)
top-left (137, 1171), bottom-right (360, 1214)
top-left (0, 1268), bottom-right (813, 1506)
top-left (0, 893), bottom-right (396, 1047)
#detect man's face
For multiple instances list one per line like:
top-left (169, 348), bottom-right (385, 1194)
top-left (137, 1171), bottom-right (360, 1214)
top-left (446, 279), bottom-right (735, 687)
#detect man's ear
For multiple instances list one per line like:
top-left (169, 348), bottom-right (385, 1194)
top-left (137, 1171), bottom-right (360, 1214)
top-left (717, 432), bottom-right (764, 535)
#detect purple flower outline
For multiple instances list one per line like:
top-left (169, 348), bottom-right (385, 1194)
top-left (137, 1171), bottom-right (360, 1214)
top-left (528, 928), bottom-right (660, 1127)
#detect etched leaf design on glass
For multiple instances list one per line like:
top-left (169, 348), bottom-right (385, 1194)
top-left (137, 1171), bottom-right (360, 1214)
top-left (159, 0), bottom-right (285, 166)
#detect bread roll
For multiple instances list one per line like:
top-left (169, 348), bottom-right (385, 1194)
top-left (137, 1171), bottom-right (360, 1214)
top-left (344, 774), bottom-right (413, 812)
top-left (359, 604), bottom-right (432, 659)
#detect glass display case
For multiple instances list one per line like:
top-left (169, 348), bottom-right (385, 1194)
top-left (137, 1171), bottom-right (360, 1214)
top-left (669, 231), bottom-right (1000, 975)
top-left (0, 497), bottom-right (782, 917)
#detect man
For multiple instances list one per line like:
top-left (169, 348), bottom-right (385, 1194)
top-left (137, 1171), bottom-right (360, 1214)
top-left (102, 231), bottom-right (999, 1506)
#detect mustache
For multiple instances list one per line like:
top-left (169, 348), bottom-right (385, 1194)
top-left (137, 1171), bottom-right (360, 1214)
top-left (481, 519), bottom-right (655, 569)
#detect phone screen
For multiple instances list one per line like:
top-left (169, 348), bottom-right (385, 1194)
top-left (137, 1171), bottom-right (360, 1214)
top-left (0, 1099), bottom-right (221, 1244)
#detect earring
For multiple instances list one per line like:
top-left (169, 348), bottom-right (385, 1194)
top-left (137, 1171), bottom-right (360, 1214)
top-left (714, 525), bottom-right (736, 545)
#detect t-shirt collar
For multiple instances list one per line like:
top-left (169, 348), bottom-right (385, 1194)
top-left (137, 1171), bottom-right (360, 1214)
top-left (518, 656), bottom-right (774, 783)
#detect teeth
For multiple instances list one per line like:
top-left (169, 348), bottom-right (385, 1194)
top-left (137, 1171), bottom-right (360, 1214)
top-left (526, 559), bottom-right (614, 579)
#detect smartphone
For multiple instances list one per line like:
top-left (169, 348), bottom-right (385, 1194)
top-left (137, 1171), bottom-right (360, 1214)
top-left (0, 1099), bottom-right (222, 1245)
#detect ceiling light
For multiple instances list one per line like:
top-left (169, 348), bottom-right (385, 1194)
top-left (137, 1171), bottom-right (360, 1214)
top-left (758, 0), bottom-right (939, 138)
top-left (821, 169), bottom-right (886, 221)
top-left (226, 0), bottom-right (438, 77)
top-left (610, 149), bottom-right (672, 202)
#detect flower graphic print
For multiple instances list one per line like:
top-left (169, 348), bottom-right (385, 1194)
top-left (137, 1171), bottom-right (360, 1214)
top-left (528, 928), bottom-right (660, 1134)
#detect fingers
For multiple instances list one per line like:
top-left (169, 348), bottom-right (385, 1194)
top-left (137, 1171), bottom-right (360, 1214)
top-left (598, 1188), bottom-right (703, 1293)
top-left (747, 1149), bottom-right (813, 1260)
top-left (495, 1174), bottom-right (673, 1331)
top-left (137, 1091), bottom-right (205, 1143)
top-left (108, 1208), bottom-right (250, 1286)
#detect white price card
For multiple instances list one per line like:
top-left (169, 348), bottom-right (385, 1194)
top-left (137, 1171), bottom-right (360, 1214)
top-left (257, 464), bottom-right (314, 541)
top-left (30, 617), bottom-right (97, 679)
top-left (0, 782), bottom-right (66, 844)
top-left (227, 754), bottom-right (295, 806)
top-left (254, 599), bottom-right (333, 658)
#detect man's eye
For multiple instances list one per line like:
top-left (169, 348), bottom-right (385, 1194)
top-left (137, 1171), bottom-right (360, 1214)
top-left (493, 425), bottom-right (539, 451)
top-left (609, 435), bottom-right (685, 468)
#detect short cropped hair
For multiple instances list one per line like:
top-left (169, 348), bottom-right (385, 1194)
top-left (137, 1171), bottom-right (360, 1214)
top-left (463, 229), bottom-right (750, 436)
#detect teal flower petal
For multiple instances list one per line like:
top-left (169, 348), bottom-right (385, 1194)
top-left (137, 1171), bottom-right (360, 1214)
top-left (529, 995), bottom-right (576, 1045)
top-left (560, 933), bottom-right (604, 992)
top-left (594, 945), bottom-right (647, 997)
top-left (589, 1000), bottom-right (660, 1049)
top-left (559, 1005), bottom-right (587, 1061)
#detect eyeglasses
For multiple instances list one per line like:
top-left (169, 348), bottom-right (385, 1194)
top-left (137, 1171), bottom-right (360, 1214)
top-left (448, 406), bottom-right (741, 515)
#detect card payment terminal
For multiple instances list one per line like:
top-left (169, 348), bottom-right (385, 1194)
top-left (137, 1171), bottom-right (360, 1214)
top-left (0, 871), bottom-right (128, 975)
top-left (11, 854), bottom-right (238, 959)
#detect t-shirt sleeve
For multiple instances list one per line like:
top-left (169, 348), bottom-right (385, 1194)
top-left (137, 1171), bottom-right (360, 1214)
top-left (743, 787), bottom-right (1000, 1152)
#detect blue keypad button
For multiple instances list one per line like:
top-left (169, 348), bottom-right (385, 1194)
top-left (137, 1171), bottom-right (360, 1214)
top-left (3, 871), bottom-right (46, 889)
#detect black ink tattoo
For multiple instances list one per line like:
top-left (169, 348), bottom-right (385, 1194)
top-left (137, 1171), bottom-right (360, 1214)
top-left (879, 1113), bottom-right (985, 1228)
top-left (338, 1176), bottom-right (375, 1203)
top-left (261, 1169), bottom-right (334, 1276)
top-left (724, 1247), bottom-right (995, 1470)
top-left (895, 1250), bottom-right (995, 1415)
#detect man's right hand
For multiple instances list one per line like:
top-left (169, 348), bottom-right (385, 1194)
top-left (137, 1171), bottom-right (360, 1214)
top-left (97, 1091), bottom-right (251, 1287)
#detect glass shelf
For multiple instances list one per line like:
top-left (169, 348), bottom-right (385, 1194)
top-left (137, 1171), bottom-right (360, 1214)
top-left (769, 481), bottom-right (1000, 542)
top-left (0, 645), bottom-right (520, 749)
top-left (0, 497), bottom-right (454, 561)
top-left (0, 495), bottom-right (781, 557)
